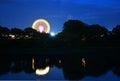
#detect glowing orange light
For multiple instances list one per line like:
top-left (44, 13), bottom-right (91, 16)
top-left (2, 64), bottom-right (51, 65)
top-left (9, 34), bottom-right (15, 39)
top-left (82, 58), bottom-right (86, 67)
top-left (32, 58), bottom-right (35, 70)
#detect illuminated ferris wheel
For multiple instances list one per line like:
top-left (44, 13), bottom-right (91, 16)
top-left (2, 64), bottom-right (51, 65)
top-left (32, 19), bottom-right (50, 33)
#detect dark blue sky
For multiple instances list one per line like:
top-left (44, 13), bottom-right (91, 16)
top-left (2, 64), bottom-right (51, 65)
top-left (0, 0), bottom-right (120, 33)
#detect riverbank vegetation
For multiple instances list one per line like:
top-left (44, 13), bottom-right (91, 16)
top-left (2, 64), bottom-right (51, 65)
top-left (0, 20), bottom-right (120, 49)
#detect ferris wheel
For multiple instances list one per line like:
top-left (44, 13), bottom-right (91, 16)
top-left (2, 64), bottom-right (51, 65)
top-left (32, 19), bottom-right (50, 33)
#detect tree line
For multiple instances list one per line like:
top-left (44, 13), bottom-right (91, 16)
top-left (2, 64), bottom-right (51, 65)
top-left (0, 19), bottom-right (120, 48)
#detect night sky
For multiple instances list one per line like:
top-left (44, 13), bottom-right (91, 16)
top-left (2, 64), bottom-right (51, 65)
top-left (0, 0), bottom-right (120, 33)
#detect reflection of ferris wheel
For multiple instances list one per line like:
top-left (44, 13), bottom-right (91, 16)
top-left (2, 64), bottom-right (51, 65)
top-left (32, 19), bottom-right (50, 33)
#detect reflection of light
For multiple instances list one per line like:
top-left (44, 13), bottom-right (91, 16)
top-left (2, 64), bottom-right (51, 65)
top-left (81, 37), bottom-right (86, 41)
top-left (59, 60), bottom-right (61, 64)
top-left (45, 58), bottom-right (49, 63)
top-left (82, 58), bottom-right (86, 67)
top-left (50, 32), bottom-right (55, 36)
top-left (32, 58), bottom-right (35, 70)
top-left (11, 62), bottom-right (14, 68)
top-left (100, 34), bottom-right (104, 37)
top-left (36, 66), bottom-right (50, 75)
top-left (32, 58), bottom-right (50, 75)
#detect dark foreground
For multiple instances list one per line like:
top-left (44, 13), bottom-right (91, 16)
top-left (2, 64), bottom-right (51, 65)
top-left (0, 47), bottom-right (120, 56)
top-left (0, 48), bottom-right (120, 80)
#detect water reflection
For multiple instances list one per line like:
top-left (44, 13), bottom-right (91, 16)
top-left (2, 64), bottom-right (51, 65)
top-left (82, 58), bottom-right (86, 67)
top-left (0, 54), bottom-right (120, 80)
top-left (35, 66), bottom-right (50, 75)
top-left (32, 58), bottom-right (50, 75)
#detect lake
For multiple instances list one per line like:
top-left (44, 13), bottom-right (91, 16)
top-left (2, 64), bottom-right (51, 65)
top-left (0, 48), bottom-right (120, 80)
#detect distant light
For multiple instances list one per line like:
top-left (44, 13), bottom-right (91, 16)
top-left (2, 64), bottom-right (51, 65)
top-left (9, 34), bottom-right (15, 39)
top-left (50, 32), bottom-right (55, 36)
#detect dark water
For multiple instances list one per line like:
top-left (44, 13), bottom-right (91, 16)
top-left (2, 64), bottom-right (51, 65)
top-left (0, 49), bottom-right (120, 80)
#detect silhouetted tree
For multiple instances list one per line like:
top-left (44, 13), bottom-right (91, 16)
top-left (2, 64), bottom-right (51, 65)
top-left (24, 27), bottom-right (41, 39)
top-left (61, 20), bottom-right (88, 47)
top-left (112, 25), bottom-right (120, 39)
top-left (52, 32), bottom-right (66, 48)
top-left (10, 28), bottom-right (23, 39)
top-left (109, 25), bottom-right (120, 46)
top-left (86, 24), bottom-right (109, 40)
top-left (82, 24), bottom-right (109, 46)
top-left (0, 26), bottom-right (10, 39)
